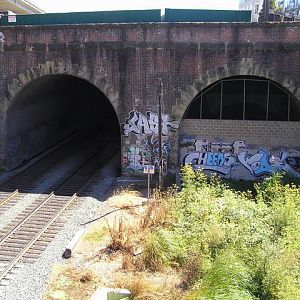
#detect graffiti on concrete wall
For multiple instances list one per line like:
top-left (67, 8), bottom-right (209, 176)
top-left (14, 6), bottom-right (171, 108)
top-left (0, 32), bottom-right (5, 43)
top-left (122, 136), bottom-right (171, 175)
top-left (122, 111), bottom-right (178, 175)
top-left (121, 111), bottom-right (179, 136)
top-left (181, 137), bottom-right (300, 179)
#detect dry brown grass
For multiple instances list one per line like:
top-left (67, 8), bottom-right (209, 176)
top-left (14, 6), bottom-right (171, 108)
top-left (112, 271), bottom-right (183, 300)
top-left (45, 188), bottom-right (183, 300)
top-left (114, 188), bottom-right (143, 197)
top-left (181, 252), bottom-right (203, 287)
top-left (107, 188), bottom-right (145, 209)
top-left (140, 189), bottom-right (172, 230)
top-left (105, 188), bottom-right (176, 271)
top-left (106, 214), bottom-right (145, 254)
top-left (122, 251), bottom-right (136, 270)
top-left (43, 266), bottom-right (99, 300)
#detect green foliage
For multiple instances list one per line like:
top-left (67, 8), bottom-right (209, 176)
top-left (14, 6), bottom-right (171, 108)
top-left (83, 225), bottom-right (107, 242)
top-left (194, 250), bottom-right (256, 300)
top-left (141, 229), bottom-right (183, 270)
top-left (269, 0), bottom-right (283, 12)
top-left (147, 166), bottom-right (300, 299)
top-left (255, 172), bottom-right (284, 205)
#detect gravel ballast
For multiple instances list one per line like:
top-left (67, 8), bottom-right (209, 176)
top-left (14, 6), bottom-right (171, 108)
top-left (0, 156), bottom-right (118, 300)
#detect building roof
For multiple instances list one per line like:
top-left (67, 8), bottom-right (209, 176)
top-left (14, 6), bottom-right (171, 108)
top-left (0, 0), bottom-right (44, 14)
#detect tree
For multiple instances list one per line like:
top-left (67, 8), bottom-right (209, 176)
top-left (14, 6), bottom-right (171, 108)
top-left (269, 0), bottom-right (283, 12)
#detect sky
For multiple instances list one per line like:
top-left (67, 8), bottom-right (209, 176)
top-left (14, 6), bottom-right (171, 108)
top-left (36, 0), bottom-right (239, 13)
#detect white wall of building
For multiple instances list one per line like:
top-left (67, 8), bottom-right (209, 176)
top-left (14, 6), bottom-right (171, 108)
top-left (239, 0), bottom-right (264, 21)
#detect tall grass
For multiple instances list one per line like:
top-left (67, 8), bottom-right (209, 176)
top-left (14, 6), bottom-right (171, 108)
top-left (141, 166), bottom-right (300, 299)
top-left (105, 166), bottom-right (299, 299)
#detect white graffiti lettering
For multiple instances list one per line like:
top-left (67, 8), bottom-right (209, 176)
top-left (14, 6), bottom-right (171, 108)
top-left (121, 111), bottom-right (179, 136)
top-left (0, 32), bottom-right (4, 43)
top-left (193, 139), bottom-right (245, 154)
top-left (181, 138), bottom-right (300, 179)
top-left (183, 151), bottom-right (237, 175)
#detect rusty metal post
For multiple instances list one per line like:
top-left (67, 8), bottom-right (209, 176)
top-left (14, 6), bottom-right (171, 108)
top-left (158, 78), bottom-right (163, 190)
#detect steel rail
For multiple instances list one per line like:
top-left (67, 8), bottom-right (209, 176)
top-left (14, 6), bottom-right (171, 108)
top-left (0, 140), bottom-right (116, 283)
top-left (0, 193), bottom-right (77, 281)
top-left (0, 192), bottom-right (54, 246)
top-left (0, 126), bottom-right (93, 190)
top-left (0, 190), bottom-right (19, 207)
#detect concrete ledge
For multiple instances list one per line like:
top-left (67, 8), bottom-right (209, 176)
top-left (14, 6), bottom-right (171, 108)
top-left (117, 176), bottom-right (147, 186)
top-left (62, 227), bottom-right (86, 259)
top-left (90, 288), bottom-right (131, 300)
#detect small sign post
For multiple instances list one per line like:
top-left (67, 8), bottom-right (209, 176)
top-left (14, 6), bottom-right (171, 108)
top-left (143, 165), bottom-right (155, 200)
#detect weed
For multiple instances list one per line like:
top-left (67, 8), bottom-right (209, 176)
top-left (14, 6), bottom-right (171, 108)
top-left (106, 217), bottom-right (136, 253)
top-left (140, 198), bottom-right (168, 229)
top-left (180, 251), bottom-right (203, 287)
top-left (77, 167), bottom-right (300, 299)
top-left (158, 167), bottom-right (300, 299)
top-left (113, 272), bottom-right (182, 300)
top-left (44, 267), bottom-right (99, 300)
top-left (122, 252), bottom-right (135, 270)
top-left (140, 229), bottom-right (181, 271)
top-left (83, 225), bottom-right (108, 243)
top-left (113, 273), bottom-right (155, 299)
top-left (190, 249), bottom-right (256, 300)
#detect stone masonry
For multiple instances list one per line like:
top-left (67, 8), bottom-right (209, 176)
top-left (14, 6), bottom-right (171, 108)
top-left (0, 22), bottom-right (299, 178)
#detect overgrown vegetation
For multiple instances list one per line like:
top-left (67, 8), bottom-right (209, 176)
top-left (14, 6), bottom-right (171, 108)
top-left (46, 168), bottom-right (300, 299)
top-left (136, 166), bottom-right (300, 299)
top-left (112, 166), bottom-right (299, 299)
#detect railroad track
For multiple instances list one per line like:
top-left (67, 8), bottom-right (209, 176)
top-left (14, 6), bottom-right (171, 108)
top-left (0, 140), bottom-right (117, 285)
top-left (0, 193), bottom-right (75, 284)
top-left (0, 126), bottom-right (99, 193)
top-left (0, 190), bottom-right (22, 214)
top-left (0, 126), bottom-right (106, 214)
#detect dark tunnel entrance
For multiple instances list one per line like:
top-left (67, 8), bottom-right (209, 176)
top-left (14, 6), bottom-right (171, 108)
top-left (5, 74), bottom-right (120, 171)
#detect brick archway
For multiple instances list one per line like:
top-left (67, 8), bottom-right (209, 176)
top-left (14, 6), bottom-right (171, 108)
top-left (173, 59), bottom-right (300, 122)
top-left (3, 63), bottom-right (123, 169)
top-left (5, 61), bottom-right (122, 122)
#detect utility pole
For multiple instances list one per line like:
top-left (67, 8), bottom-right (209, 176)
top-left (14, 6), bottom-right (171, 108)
top-left (263, 0), bottom-right (270, 22)
top-left (158, 78), bottom-right (163, 190)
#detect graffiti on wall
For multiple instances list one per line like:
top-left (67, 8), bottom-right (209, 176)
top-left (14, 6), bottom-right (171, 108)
top-left (0, 32), bottom-right (5, 43)
top-left (122, 136), bottom-right (171, 175)
top-left (121, 111), bottom-right (179, 136)
top-left (122, 111), bottom-right (178, 175)
top-left (181, 137), bottom-right (300, 179)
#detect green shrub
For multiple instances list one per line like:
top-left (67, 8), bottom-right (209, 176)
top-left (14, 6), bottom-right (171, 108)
top-left (255, 172), bottom-right (284, 205)
top-left (144, 166), bottom-right (300, 299)
top-left (188, 249), bottom-right (256, 300)
top-left (141, 229), bottom-right (183, 270)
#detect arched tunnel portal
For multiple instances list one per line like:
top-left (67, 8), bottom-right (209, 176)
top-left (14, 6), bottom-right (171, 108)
top-left (179, 75), bottom-right (300, 180)
top-left (5, 74), bottom-right (120, 171)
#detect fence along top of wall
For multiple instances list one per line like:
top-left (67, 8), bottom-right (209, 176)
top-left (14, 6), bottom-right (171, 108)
top-left (0, 8), bottom-right (251, 26)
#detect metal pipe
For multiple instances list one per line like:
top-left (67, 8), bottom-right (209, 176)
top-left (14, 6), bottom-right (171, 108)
top-left (158, 78), bottom-right (163, 190)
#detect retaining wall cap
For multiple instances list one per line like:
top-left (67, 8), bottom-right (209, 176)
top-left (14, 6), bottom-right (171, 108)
top-left (90, 288), bottom-right (131, 300)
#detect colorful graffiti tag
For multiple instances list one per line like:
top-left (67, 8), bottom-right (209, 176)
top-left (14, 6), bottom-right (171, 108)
top-left (181, 138), bottom-right (300, 179)
top-left (122, 136), bottom-right (171, 175)
top-left (121, 111), bottom-right (178, 175)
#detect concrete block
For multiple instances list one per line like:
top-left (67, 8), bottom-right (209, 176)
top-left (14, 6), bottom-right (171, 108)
top-left (62, 227), bottom-right (86, 259)
top-left (90, 288), bottom-right (131, 300)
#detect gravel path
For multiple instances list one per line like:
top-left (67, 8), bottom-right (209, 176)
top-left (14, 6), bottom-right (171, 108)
top-left (0, 156), bottom-right (118, 300)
